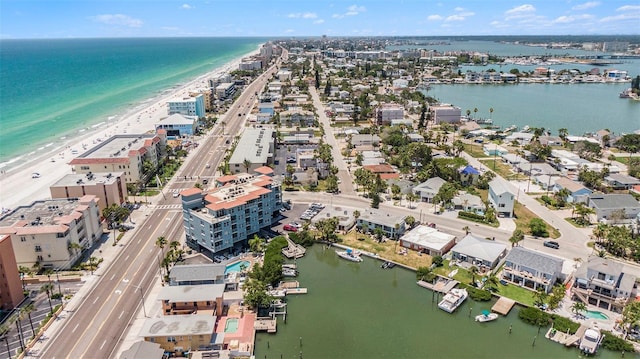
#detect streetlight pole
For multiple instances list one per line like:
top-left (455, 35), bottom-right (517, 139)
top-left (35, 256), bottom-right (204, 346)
top-left (133, 284), bottom-right (148, 318)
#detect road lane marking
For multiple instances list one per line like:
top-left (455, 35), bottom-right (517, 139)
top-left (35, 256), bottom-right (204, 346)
top-left (110, 273), bottom-right (115, 281)
top-left (99, 340), bottom-right (106, 350)
top-left (124, 255), bottom-right (130, 262)
top-left (93, 296), bottom-right (100, 304)
top-left (71, 324), bottom-right (79, 333)
top-left (118, 310), bottom-right (124, 319)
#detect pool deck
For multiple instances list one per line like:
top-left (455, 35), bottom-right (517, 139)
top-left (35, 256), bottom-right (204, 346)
top-left (216, 306), bottom-right (256, 352)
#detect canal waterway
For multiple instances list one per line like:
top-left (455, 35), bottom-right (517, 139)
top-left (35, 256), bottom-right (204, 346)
top-left (254, 245), bottom-right (621, 359)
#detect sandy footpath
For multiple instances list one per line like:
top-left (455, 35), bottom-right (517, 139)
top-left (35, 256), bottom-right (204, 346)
top-left (0, 48), bottom-right (260, 211)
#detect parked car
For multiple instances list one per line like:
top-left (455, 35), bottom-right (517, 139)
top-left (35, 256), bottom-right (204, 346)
top-left (202, 179), bottom-right (209, 185)
top-left (543, 241), bottom-right (560, 249)
top-left (214, 255), bottom-right (225, 263)
top-left (290, 222), bottom-right (302, 229)
top-left (283, 224), bottom-right (298, 232)
top-left (173, 192), bottom-right (180, 198)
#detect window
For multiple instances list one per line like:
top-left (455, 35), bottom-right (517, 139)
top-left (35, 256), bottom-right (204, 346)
top-left (35, 245), bottom-right (42, 252)
top-left (20, 237), bottom-right (26, 242)
top-left (167, 336), bottom-right (176, 343)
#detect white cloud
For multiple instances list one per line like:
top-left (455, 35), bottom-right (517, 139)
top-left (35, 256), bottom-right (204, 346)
top-left (600, 13), bottom-right (640, 22)
top-left (571, 2), bottom-right (600, 10)
top-left (445, 15), bottom-right (465, 21)
top-left (427, 14), bottom-right (443, 21)
top-left (89, 14), bottom-right (143, 28)
top-left (284, 29), bottom-right (295, 34)
top-left (181, 4), bottom-right (193, 10)
top-left (505, 4), bottom-right (536, 20)
top-left (552, 14), bottom-right (594, 23)
top-left (454, 7), bottom-right (465, 12)
top-left (314, 19), bottom-right (325, 24)
top-left (288, 12), bottom-right (318, 19)
top-left (617, 5), bottom-right (640, 11)
top-left (333, 4), bottom-right (366, 18)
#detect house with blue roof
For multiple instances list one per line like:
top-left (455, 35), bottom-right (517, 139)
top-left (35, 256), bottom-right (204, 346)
top-left (459, 165), bottom-right (480, 186)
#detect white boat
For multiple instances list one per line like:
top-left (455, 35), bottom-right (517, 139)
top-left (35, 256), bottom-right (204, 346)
top-left (282, 267), bottom-right (298, 277)
top-left (475, 311), bottom-right (499, 322)
top-left (579, 325), bottom-right (603, 355)
top-left (336, 248), bottom-right (363, 262)
top-left (438, 288), bottom-right (468, 313)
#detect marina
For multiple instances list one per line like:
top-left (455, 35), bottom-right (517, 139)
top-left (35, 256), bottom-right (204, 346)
top-left (255, 245), bottom-right (621, 359)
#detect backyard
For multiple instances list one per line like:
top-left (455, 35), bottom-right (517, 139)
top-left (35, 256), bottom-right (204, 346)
top-left (339, 231), bottom-right (432, 269)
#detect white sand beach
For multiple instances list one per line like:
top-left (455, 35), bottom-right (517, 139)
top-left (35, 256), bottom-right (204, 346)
top-left (0, 47), bottom-right (260, 211)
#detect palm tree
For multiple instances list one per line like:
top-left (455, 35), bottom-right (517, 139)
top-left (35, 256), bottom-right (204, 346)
top-left (469, 266), bottom-right (479, 285)
top-left (484, 274), bottom-right (499, 292)
top-left (509, 229), bottom-right (524, 247)
top-left (571, 301), bottom-right (587, 318)
top-left (22, 303), bottom-right (36, 339)
top-left (88, 256), bottom-right (98, 275)
top-left (243, 158), bottom-right (251, 173)
top-left (155, 236), bottom-right (167, 255)
top-left (0, 324), bottom-right (11, 359)
top-left (462, 226), bottom-right (471, 235)
top-left (41, 282), bottom-right (54, 313)
top-left (473, 107), bottom-right (478, 118)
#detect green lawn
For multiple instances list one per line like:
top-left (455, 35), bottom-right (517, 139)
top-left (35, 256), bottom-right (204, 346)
top-left (494, 283), bottom-right (536, 306)
top-left (479, 159), bottom-right (526, 180)
top-left (513, 202), bottom-right (561, 239)
top-left (462, 143), bottom-right (487, 158)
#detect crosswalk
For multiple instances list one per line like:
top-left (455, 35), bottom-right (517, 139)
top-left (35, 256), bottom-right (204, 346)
top-left (151, 204), bottom-right (182, 210)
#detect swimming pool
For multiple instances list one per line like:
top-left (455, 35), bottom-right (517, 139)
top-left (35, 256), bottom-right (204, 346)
top-left (584, 310), bottom-right (609, 320)
top-left (225, 260), bottom-right (250, 274)
top-left (224, 318), bottom-right (239, 333)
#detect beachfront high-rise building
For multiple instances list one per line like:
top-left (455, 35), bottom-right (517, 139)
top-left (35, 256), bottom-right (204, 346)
top-left (0, 234), bottom-right (24, 310)
top-left (50, 172), bottom-right (128, 212)
top-left (228, 128), bottom-right (275, 174)
top-left (180, 170), bottom-right (282, 259)
top-left (69, 133), bottom-right (167, 184)
top-left (215, 82), bottom-right (236, 100)
top-left (0, 195), bottom-right (102, 270)
top-left (167, 94), bottom-right (205, 118)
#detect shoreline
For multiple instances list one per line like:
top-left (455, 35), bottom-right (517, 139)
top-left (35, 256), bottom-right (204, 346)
top-left (0, 45), bottom-right (262, 210)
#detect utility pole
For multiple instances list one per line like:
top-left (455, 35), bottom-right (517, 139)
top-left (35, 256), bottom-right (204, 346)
top-left (133, 284), bottom-right (148, 318)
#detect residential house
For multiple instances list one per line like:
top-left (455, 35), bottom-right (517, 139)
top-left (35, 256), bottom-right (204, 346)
top-left (572, 257), bottom-right (637, 313)
top-left (157, 284), bottom-right (225, 316)
top-left (139, 315), bottom-right (218, 355)
top-left (363, 164), bottom-right (400, 180)
top-left (168, 264), bottom-right (226, 286)
top-left (399, 225), bottom-right (456, 256)
top-left (553, 177), bottom-right (592, 204)
top-left (356, 209), bottom-right (406, 239)
top-left (458, 165), bottom-right (480, 186)
top-left (155, 113), bottom-right (199, 138)
top-left (407, 134), bottom-right (424, 142)
top-left (588, 194), bottom-right (640, 223)
top-left (450, 234), bottom-right (507, 270)
top-left (311, 206), bottom-right (356, 232)
top-left (120, 341), bottom-right (165, 359)
top-left (50, 172), bottom-right (127, 212)
top-left (488, 179), bottom-right (514, 217)
top-left (0, 196), bottom-right (102, 270)
top-left (351, 134), bottom-right (381, 147)
top-left (386, 178), bottom-right (416, 196)
top-left (279, 109), bottom-right (315, 128)
top-left (452, 192), bottom-right (484, 213)
top-left (375, 104), bottom-right (404, 125)
top-left (69, 133), bottom-right (167, 184)
top-left (413, 177), bottom-right (446, 203)
top-left (483, 144), bottom-right (508, 157)
top-left (605, 174), bottom-right (640, 190)
top-left (502, 247), bottom-right (563, 293)
top-left (181, 172), bottom-right (282, 259)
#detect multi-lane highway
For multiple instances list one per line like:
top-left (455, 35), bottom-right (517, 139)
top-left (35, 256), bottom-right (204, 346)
top-left (40, 49), bottom-right (286, 359)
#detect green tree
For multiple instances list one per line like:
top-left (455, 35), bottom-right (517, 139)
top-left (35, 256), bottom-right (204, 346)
top-left (528, 218), bottom-right (549, 237)
top-left (571, 301), bottom-right (587, 318)
top-left (41, 282), bottom-right (54, 313)
top-left (434, 182), bottom-right (457, 210)
top-left (249, 235), bottom-right (265, 255)
top-left (509, 229), bottom-right (524, 247)
top-left (547, 285), bottom-right (565, 310)
top-left (533, 287), bottom-right (548, 307)
top-left (390, 184), bottom-right (402, 200)
top-left (315, 217), bottom-right (339, 242)
top-left (621, 301), bottom-right (640, 339)
top-left (243, 158), bottom-right (252, 173)
top-left (416, 266), bottom-right (436, 282)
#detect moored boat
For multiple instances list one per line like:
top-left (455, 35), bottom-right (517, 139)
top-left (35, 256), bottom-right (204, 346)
top-left (475, 310), bottom-right (498, 322)
top-left (438, 288), bottom-right (468, 313)
top-left (336, 248), bottom-right (363, 262)
top-left (579, 324), bottom-right (603, 355)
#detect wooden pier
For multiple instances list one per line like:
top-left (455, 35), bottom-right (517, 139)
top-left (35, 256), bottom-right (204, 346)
top-left (254, 319), bottom-right (277, 333)
top-left (417, 278), bottom-right (459, 294)
top-left (492, 297), bottom-right (516, 315)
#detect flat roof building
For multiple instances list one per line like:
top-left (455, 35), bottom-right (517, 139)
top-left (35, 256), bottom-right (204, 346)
top-left (157, 284), bottom-right (225, 316)
top-left (430, 105), bottom-right (461, 124)
top-left (181, 171), bottom-right (282, 259)
top-left (155, 113), bottom-right (199, 138)
top-left (50, 172), bottom-right (127, 212)
top-left (0, 196), bottom-right (102, 269)
top-left (69, 133), bottom-right (166, 184)
top-left (167, 94), bottom-right (205, 118)
top-left (139, 315), bottom-right (217, 355)
top-left (399, 225), bottom-right (456, 256)
top-left (356, 208), bottom-right (406, 239)
top-left (228, 128), bottom-right (275, 174)
top-left (0, 234), bottom-right (24, 310)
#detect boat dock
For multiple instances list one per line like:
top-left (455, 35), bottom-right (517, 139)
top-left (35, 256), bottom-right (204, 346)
top-left (282, 238), bottom-right (306, 259)
top-left (285, 287), bottom-right (308, 295)
top-left (492, 297), bottom-right (516, 315)
top-left (417, 278), bottom-right (459, 293)
top-left (279, 281), bottom-right (299, 289)
top-left (276, 281), bottom-right (308, 295)
top-left (546, 323), bottom-right (588, 347)
top-left (254, 318), bottom-right (277, 333)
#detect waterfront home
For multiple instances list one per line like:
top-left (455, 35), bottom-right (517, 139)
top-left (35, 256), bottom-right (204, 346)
top-left (553, 177), bottom-right (592, 204)
top-left (69, 132), bottom-right (167, 184)
top-left (604, 174), bottom-right (640, 190)
top-left (50, 172), bottom-right (128, 212)
top-left (228, 128), bottom-right (275, 174)
top-left (399, 225), bottom-right (456, 256)
top-left (572, 257), bottom-right (636, 313)
top-left (0, 196), bottom-right (102, 270)
top-left (120, 341), bottom-right (164, 359)
top-left (501, 247), bottom-right (563, 293)
top-left (450, 234), bottom-right (507, 271)
top-left (139, 315), bottom-right (219, 355)
top-left (312, 205), bottom-right (356, 232)
top-left (356, 209), bottom-right (406, 239)
top-left (155, 113), bottom-right (200, 138)
top-left (588, 194), bottom-right (640, 224)
top-left (157, 284), bottom-right (225, 316)
top-left (429, 104), bottom-right (461, 124)
top-left (413, 177), bottom-right (447, 203)
top-left (488, 179), bottom-right (514, 217)
top-left (169, 264), bottom-right (226, 286)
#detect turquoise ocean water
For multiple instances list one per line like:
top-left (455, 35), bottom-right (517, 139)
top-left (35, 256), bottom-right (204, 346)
top-left (0, 37), bottom-right (267, 167)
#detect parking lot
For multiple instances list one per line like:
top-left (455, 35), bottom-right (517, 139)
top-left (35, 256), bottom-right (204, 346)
top-left (272, 201), bottom-right (325, 233)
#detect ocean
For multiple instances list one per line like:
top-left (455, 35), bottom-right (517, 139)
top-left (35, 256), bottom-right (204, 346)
top-left (0, 37), bottom-right (267, 167)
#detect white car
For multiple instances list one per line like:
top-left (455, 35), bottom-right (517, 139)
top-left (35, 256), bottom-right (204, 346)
top-left (173, 192), bottom-right (180, 198)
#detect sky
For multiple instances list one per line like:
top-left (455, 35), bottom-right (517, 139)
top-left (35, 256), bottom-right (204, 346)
top-left (1, 0), bottom-right (639, 39)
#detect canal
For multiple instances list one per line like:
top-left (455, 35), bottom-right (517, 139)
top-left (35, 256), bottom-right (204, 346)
top-left (255, 245), bottom-right (623, 359)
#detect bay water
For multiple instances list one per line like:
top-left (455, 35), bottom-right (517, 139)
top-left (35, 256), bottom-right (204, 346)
top-left (255, 245), bottom-right (620, 359)
top-left (0, 37), bottom-right (266, 167)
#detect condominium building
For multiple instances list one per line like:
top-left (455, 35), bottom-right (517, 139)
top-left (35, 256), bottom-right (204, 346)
top-left (228, 128), bottom-right (275, 174)
top-left (167, 94), bottom-right (205, 118)
top-left (69, 133), bottom-right (166, 184)
top-left (572, 257), bottom-right (636, 313)
top-left (215, 82), bottom-right (236, 100)
top-left (0, 235), bottom-right (24, 310)
top-left (375, 104), bottom-right (404, 125)
top-left (181, 171), bottom-right (282, 259)
top-left (50, 172), bottom-right (127, 212)
top-left (429, 104), bottom-right (462, 124)
top-left (0, 196), bottom-right (102, 270)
